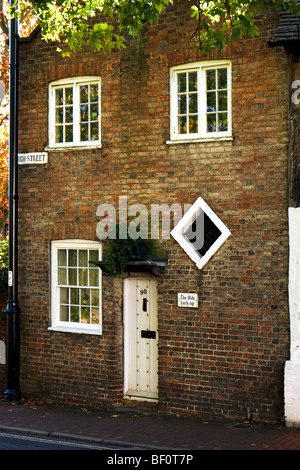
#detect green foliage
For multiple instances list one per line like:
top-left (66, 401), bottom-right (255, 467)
top-left (191, 0), bottom-right (300, 53)
top-left (10, 1), bottom-right (300, 56)
top-left (13, 0), bottom-right (171, 56)
top-left (0, 236), bottom-right (8, 286)
top-left (104, 237), bottom-right (138, 275)
top-left (104, 235), bottom-right (155, 275)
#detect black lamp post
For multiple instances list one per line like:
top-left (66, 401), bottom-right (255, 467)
top-left (4, 1), bottom-right (21, 402)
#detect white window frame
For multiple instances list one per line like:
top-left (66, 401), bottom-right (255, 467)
top-left (171, 197), bottom-right (231, 269)
top-left (168, 61), bottom-right (232, 143)
top-left (48, 76), bottom-right (101, 149)
top-left (49, 239), bottom-right (102, 335)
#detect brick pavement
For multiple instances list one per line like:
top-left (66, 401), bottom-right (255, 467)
top-left (257, 432), bottom-right (300, 450)
top-left (1, 401), bottom-right (300, 450)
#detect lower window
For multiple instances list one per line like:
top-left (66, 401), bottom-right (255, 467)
top-left (50, 240), bottom-right (102, 334)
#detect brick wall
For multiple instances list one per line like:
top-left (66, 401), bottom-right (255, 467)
top-left (16, 1), bottom-right (290, 422)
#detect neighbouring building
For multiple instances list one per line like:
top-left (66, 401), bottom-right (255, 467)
top-left (1, 0), bottom-right (300, 424)
top-left (268, 7), bottom-right (300, 426)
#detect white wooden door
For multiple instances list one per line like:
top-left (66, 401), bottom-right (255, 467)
top-left (124, 278), bottom-right (158, 401)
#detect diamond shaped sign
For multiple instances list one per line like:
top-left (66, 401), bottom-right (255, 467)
top-left (171, 197), bottom-right (231, 269)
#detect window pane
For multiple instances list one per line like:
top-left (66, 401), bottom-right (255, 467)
top-left (81, 288), bottom-right (90, 306)
top-left (65, 125), bottom-right (73, 142)
top-left (71, 306), bottom-right (79, 322)
top-left (207, 114), bottom-right (216, 132)
top-left (177, 73), bottom-right (186, 93)
top-left (79, 250), bottom-right (88, 267)
top-left (89, 269), bottom-right (99, 287)
top-left (207, 92), bottom-right (216, 112)
top-left (178, 116), bottom-right (187, 134)
top-left (178, 95), bottom-right (186, 115)
top-left (189, 115), bottom-right (198, 134)
top-left (89, 250), bottom-right (99, 262)
top-left (65, 88), bottom-right (73, 104)
top-left (218, 91), bottom-right (227, 112)
top-left (189, 93), bottom-right (197, 114)
top-left (188, 72), bottom-right (197, 92)
top-left (69, 250), bottom-right (77, 266)
top-left (70, 287), bottom-right (79, 305)
top-left (206, 70), bottom-right (216, 90)
top-left (218, 113), bottom-right (228, 131)
top-left (80, 123), bottom-right (89, 141)
top-left (55, 126), bottom-right (63, 143)
top-left (80, 85), bottom-right (88, 103)
top-left (60, 287), bottom-right (69, 304)
top-left (79, 268), bottom-right (88, 286)
top-left (90, 85), bottom-right (98, 102)
top-left (81, 307), bottom-right (90, 323)
top-left (56, 108), bottom-right (63, 124)
top-left (58, 267), bottom-right (67, 285)
top-left (91, 308), bottom-right (99, 324)
top-left (65, 106), bottom-right (73, 123)
top-left (91, 122), bottom-right (99, 141)
top-left (58, 249), bottom-right (67, 266)
top-left (90, 103), bottom-right (98, 121)
top-left (55, 88), bottom-right (64, 106)
top-left (60, 305), bottom-right (69, 322)
top-left (80, 104), bottom-right (89, 122)
top-left (218, 68), bottom-right (227, 89)
top-left (68, 268), bottom-right (77, 285)
top-left (91, 289), bottom-right (99, 306)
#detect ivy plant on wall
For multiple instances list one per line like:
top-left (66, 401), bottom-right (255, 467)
top-left (102, 218), bottom-right (155, 275)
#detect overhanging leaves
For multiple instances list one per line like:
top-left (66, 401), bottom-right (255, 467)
top-left (9, 1), bottom-right (300, 55)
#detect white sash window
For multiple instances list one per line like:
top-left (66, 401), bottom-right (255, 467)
top-left (49, 77), bottom-right (101, 149)
top-left (50, 240), bottom-right (102, 335)
top-left (169, 61), bottom-right (232, 143)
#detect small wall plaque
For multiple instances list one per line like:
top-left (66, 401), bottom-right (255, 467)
top-left (178, 293), bottom-right (198, 308)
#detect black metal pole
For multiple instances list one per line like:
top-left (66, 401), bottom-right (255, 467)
top-left (4, 2), bottom-right (21, 402)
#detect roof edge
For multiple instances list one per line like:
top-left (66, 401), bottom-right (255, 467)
top-left (19, 25), bottom-right (41, 43)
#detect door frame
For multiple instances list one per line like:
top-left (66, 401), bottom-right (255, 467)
top-left (123, 277), bottom-right (158, 402)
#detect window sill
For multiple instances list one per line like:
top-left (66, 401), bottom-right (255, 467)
top-left (46, 143), bottom-right (102, 152)
top-left (48, 326), bottom-right (102, 335)
top-left (166, 136), bottom-right (233, 145)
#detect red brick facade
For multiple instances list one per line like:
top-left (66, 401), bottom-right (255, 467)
top-left (12, 1), bottom-right (290, 422)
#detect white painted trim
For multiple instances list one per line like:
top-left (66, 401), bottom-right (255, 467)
top-left (285, 208), bottom-right (300, 426)
top-left (48, 326), bottom-right (102, 335)
top-left (166, 137), bottom-right (233, 145)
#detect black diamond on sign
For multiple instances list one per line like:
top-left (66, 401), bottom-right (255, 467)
top-left (184, 212), bottom-right (222, 257)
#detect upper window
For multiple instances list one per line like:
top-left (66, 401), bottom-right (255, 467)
top-left (49, 77), bottom-right (101, 148)
top-left (169, 61), bottom-right (231, 142)
top-left (50, 240), bottom-right (102, 335)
